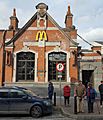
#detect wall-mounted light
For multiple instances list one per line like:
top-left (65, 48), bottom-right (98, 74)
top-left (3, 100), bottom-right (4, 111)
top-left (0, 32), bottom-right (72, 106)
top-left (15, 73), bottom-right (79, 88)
top-left (96, 50), bottom-right (101, 55)
top-left (71, 50), bottom-right (76, 55)
top-left (78, 51), bottom-right (84, 56)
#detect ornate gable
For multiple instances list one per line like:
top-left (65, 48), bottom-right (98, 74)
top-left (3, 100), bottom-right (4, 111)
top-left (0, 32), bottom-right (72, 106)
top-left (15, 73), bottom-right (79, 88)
top-left (36, 3), bottom-right (48, 29)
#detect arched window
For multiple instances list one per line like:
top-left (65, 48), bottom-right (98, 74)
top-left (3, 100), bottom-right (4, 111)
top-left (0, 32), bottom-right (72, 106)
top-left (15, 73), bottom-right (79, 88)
top-left (16, 52), bottom-right (35, 82)
top-left (48, 52), bottom-right (66, 81)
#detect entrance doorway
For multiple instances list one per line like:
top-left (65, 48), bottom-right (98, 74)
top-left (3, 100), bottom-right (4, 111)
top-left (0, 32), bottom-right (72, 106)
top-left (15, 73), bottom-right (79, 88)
top-left (82, 70), bottom-right (94, 88)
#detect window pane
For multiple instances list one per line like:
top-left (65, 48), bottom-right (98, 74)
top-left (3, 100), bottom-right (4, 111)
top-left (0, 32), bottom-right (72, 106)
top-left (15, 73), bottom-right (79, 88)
top-left (10, 89), bottom-right (26, 98)
top-left (48, 52), bottom-right (66, 81)
top-left (0, 89), bottom-right (9, 98)
top-left (16, 52), bottom-right (35, 81)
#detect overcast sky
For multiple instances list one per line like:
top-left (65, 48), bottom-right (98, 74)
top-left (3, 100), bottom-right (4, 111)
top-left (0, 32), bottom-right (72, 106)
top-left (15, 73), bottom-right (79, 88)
top-left (0, 0), bottom-right (103, 48)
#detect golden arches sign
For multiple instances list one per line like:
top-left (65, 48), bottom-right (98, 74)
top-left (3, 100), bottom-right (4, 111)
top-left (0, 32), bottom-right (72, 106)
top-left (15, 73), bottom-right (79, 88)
top-left (36, 31), bottom-right (47, 41)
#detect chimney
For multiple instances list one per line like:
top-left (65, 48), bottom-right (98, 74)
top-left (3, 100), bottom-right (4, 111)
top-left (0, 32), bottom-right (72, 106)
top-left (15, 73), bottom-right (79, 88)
top-left (65, 5), bottom-right (73, 28)
top-left (9, 8), bottom-right (19, 30)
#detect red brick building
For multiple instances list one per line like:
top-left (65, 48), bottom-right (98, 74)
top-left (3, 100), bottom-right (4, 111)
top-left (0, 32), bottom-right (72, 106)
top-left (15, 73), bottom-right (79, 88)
top-left (0, 3), bottom-right (103, 90)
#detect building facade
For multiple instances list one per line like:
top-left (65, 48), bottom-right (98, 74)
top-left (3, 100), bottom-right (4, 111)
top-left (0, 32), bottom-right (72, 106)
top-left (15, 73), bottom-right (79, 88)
top-left (78, 42), bottom-right (103, 90)
top-left (0, 3), bottom-right (103, 91)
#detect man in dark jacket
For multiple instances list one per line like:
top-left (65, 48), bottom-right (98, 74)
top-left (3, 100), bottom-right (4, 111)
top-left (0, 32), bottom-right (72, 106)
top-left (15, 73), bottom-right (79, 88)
top-left (98, 80), bottom-right (103, 108)
top-left (48, 81), bottom-right (54, 100)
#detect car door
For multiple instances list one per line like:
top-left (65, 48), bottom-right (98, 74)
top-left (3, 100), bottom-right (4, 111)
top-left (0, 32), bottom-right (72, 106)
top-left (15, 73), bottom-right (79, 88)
top-left (9, 88), bottom-right (30, 114)
top-left (0, 88), bottom-right (9, 114)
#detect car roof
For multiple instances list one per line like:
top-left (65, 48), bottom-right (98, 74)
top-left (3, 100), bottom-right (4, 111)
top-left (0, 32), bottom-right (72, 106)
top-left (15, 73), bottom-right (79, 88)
top-left (0, 86), bottom-right (27, 90)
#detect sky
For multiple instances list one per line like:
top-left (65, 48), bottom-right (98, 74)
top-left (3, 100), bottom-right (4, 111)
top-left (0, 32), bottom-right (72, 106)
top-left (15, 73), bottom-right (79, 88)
top-left (0, 0), bottom-right (103, 48)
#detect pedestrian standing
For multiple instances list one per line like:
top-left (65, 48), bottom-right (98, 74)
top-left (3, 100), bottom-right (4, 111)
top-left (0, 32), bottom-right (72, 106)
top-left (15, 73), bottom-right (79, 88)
top-left (48, 81), bottom-right (54, 100)
top-left (63, 85), bottom-right (71, 106)
top-left (98, 80), bottom-right (103, 108)
top-left (75, 80), bottom-right (86, 113)
top-left (86, 82), bottom-right (97, 113)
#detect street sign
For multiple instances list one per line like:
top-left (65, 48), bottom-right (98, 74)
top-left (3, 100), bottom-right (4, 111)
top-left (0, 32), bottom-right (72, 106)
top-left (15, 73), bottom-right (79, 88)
top-left (58, 75), bottom-right (62, 78)
top-left (56, 63), bottom-right (64, 72)
top-left (56, 63), bottom-right (64, 106)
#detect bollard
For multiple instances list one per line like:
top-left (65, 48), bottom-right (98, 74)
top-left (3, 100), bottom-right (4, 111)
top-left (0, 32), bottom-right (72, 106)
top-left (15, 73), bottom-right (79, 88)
top-left (74, 96), bottom-right (77, 114)
top-left (54, 92), bottom-right (56, 106)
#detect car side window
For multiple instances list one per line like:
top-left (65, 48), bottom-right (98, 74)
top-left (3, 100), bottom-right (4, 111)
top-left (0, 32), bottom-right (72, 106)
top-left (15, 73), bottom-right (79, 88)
top-left (0, 89), bottom-right (9, 98)
top-left (10, 89), bottom-right (26, 98)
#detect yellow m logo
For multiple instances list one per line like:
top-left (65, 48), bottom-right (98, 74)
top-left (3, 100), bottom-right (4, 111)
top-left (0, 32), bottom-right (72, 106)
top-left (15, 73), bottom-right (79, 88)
top-left (36, 31), bottom-right (47, 41)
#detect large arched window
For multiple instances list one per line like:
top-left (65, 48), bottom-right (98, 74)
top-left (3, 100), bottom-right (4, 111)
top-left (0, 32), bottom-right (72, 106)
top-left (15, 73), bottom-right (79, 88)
top-left (48, 52), bottom-right (66, 81)
top-left (16, 52), bottom-right (35, 82)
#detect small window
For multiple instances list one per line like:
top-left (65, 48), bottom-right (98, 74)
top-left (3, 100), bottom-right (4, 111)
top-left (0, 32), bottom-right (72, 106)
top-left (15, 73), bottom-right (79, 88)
top-left (0, 89), bottom-right (9, 98)
top-left (10, 89), bottom-right (26, 98)
top-left (6, 51), bottom-right (12, 66)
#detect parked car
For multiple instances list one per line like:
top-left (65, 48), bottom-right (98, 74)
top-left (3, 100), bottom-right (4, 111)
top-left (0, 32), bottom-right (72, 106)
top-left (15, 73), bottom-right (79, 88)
top-left (0, 86), bottom-right (53, 118)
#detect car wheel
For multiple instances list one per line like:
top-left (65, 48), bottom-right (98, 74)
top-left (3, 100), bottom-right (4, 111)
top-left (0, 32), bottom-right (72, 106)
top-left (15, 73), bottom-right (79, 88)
top-left (30, 105), bottom-right (42, 118)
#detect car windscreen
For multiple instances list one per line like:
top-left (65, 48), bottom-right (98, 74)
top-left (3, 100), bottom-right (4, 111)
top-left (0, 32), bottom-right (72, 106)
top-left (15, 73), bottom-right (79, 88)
top-left (23, 89), bottom-right (37, 96)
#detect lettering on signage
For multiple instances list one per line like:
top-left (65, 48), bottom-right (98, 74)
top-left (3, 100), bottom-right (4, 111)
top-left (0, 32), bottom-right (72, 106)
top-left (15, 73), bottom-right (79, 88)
top-left (36, 31), bottom-right (47, 41)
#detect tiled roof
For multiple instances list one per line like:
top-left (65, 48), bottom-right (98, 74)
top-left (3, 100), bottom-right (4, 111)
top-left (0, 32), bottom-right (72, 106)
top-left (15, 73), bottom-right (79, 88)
top-left (95, 41), bottom-right (103, 45)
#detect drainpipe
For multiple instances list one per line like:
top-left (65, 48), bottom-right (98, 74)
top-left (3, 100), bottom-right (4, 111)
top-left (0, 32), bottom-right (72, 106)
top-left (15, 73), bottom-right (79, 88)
top-left (2, 30), bottom-right (7, 86)
top-left (11, 30), bottom-right (15, 81)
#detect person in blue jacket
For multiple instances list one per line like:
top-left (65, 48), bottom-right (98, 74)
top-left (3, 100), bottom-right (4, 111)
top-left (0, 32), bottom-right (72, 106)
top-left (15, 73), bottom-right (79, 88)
top-left (48, 81), bottom-right (54, 100)
top-left (86, 82), bottom-right (97, 113)
top-left (98, 80), bottom-right (103, 108)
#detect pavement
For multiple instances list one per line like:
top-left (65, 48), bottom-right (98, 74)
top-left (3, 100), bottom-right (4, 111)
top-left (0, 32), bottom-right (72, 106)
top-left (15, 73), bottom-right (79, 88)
top-left (54, 97), bottom-right (103, 120)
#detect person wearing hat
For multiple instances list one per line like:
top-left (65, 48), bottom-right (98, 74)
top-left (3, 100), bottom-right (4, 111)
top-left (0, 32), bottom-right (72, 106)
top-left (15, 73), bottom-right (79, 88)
top-left (98, 80), bottom-right (103, 108)
top-left (86, 82), bottom-right (97, 113)
top-left (75, 80), bottom-right (86, 113)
